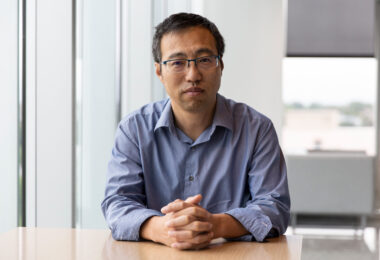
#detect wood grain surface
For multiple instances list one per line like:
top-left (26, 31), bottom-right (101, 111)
top-left (0, 227), bottom-right (302, 260)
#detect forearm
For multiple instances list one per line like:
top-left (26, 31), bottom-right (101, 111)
top-left (211, 213), bottom-right (249, 239)
top-left (102, 196), bottom-right (162, 241)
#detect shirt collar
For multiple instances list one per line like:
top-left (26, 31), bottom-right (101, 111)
top-left (212, 94), bottom-right (233, 132)
top-left (154, 98), bottom-right (176, 134)
top-left (154, 94), bottom-right (233, 134)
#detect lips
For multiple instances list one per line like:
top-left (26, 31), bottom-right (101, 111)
top-left (183, 87), bottom-right (204, 93)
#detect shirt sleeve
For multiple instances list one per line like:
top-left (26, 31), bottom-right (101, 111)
top-left (101, 119), bottom-right (162, 241)
top-left (225, 120), bottom-right (291, 242)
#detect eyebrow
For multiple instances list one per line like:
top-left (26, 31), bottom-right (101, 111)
top-left (165, 48), bottom-right (217, 60)
top-left (167, 52), bottom-right (187, 60)
top-left (194, 48), bottom-right (215, 56)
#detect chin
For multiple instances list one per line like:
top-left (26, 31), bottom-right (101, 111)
top-left (182, 100), bottom-right (205, 113)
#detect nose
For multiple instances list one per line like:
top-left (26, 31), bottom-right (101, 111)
top-left (185, 60), bottom-right (202, 83)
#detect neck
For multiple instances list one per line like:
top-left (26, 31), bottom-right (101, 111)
top-left (172, 101), bottom-right (216, 141)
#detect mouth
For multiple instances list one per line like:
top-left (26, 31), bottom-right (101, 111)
top-left (183, 87), bottom-right (204, 96)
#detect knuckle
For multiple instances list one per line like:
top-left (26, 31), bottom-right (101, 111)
top-left (193, 221), bottom-right (202, 230)
top-left (181, 243), bottom-right (192, 250)
top-left (194, 236), bottom-right (203, 244)
top-left (189, 230), bottom-right (196, 237)
top-left (184, 215), bottom-right (192, 223)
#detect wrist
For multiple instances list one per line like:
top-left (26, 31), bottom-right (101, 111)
top-left (210, 213), bottom-right (224, 238)
top-left (211, 213), bottom-right (249, 239)
top-left (140, 216), bottom-right (160, 242)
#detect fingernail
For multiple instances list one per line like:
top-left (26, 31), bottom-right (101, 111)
top-left (161, 206), bottom-right (168, 213)
top-left (168, 230), bottom-right (175, 236)
top-left (171, 243), bottom-right (179, 248)
top-left (165, 221), bottom-right (172, 227)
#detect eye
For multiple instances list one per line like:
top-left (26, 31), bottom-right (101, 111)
top-left (169, 60), bottom-right (186, 67)
top-left (198, 57), bottom-right (212, 63)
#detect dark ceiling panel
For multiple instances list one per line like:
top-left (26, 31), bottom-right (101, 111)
top-left (287, 0), bottom-right (375, 57)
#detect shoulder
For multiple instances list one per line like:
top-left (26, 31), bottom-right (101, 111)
top-left (221, 96), bottom-right (279, 150)
top-left (118, 98), bottom-right (169, 132)
top-left (222, 95), bottom-right (273, 129)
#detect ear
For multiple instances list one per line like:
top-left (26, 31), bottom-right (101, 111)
top-left (219, 58), bottom-right (224, 72)
top-left (155, 63), bottom-right (164, 82)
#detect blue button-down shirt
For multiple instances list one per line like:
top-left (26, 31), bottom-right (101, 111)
top-left (102, 94), bottom-right (290, 242)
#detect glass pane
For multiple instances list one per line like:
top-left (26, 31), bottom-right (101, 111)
top-left (282, 57), bottom-right (377, 155)
top-left (75, 0), bottom-right (118, 228)
top-left (0, 0), bottom-right (18, 232)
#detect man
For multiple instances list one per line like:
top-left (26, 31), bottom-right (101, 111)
top-left (102, 12), bottom-right (290, 250)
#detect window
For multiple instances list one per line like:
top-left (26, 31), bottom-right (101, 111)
top-left (282, 57), bottom-right (376, 155)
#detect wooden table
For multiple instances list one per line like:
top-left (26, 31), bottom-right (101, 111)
top-left (0, 228), bottom-right (302, 260)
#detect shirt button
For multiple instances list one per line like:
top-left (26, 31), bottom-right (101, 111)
top-left (189, 176), bottom-right (194, 181)
top-left (191, 147), bottom-right (196, 151)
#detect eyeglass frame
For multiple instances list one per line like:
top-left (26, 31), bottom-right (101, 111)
top-left (159, 55), bottom-right (221, 72)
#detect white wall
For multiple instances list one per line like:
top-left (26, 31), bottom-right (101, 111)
top-left (0, 0), bottom-right (18, 233)
top-left (203, 0), bottom-right (285, 136)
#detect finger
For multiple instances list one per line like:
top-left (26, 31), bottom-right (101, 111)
top-left (172, 206), bottom-right (211, 220)
top-left (185, 194), bottom-right (202, 204)
top-left (187, 231), bottom-right (214, 245)
top-left (168, 222), bottom-right (213, 239)
top-left (165, 214), bottom-right (196, 227)
top-left (168, 220), bottom-right (212, 232)
top-left (161, 195), bottom-right (203, 214)
top-left (186, 221), bottom-right (213, 232)
top-left (161, 200), bottom-right (191, 214)
top-left (168, 230), bottom-right (200, 241)
top-left (171, 232), bottom-right (213, 250)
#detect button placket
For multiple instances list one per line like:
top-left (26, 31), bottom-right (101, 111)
top-left (183, 145), bottom-right (198, 198)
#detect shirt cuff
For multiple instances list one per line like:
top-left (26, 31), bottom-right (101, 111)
top-left (111, 208), bottom-right (162, 241)
top-left (225, 208), bottom-right (273, 242)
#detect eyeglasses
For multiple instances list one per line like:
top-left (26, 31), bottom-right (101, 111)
top-left (160, 55), bottom-right (220, 73)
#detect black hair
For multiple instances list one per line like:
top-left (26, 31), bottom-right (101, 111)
top-left (152, 12), bottom-right (225, 63)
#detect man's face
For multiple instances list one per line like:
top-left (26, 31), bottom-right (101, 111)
top-left (155, 26), bottom-right (223, 114)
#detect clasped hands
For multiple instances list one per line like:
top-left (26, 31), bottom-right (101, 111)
top-left (140, 194), bottom-right (216, 250)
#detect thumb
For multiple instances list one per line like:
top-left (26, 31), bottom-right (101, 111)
top-left (185, 194), bottom-right (202, 205)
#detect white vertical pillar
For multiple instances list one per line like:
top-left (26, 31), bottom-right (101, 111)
top-left (0, 0), bottom-right (18, 233)
top-left (26, 0), bottom-right (37, 227)
top-left (79, 0), bottom-right (117, 228)
top-left (35, 0), bottom-right (74, 227)
top-left (121, 0), bottom-right (154, 116)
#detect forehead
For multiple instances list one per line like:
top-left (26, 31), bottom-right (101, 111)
top-left (160, 26), bottom-right (217, 59)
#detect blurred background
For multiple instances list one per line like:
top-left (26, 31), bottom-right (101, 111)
top-left (1, 0), bottom-right (379, 259)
